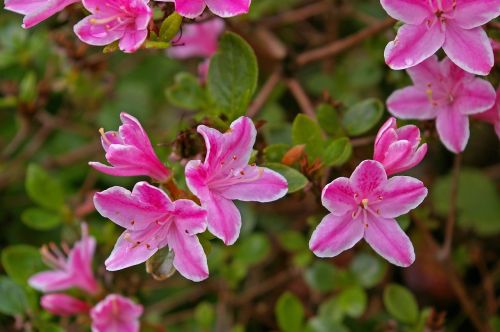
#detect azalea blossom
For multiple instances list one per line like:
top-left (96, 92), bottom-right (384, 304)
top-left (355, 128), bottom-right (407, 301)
top-left (41, 294), bottom-right (90, 317)
top-left (473, 86), bottom-right (500, 139)
top-left (89, 112), bottom-right (170, 182)
top-left (29, 223), bottom-right (99, 295)
top-left (74, 0), bottom-right (152, 53)
top-left (4, 0), bottom-right (79, 29)
top-left (387, 56), bottom-right (496, 153)
top-left (93, 181), bottom-right (209, 281)
top-left (381, 0), bottom-right (500, 75)
top-left (309, 160), bottom-right (427, 267)
top-left (155, 0), bottom-right (250, 19)
top-left (185, 117), bottom-right (288, 245)
top-left (91, 294), bottom-right (143, 332)
top-left (374, 117), bottom-right (427, 175)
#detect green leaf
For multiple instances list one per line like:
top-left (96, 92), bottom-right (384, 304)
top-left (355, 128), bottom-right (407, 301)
top-left (278, 231), bottom-right (307, 252)
top-left (19, 72), bottom-right (37, 103)
top-left (342, 98), bottom-right (383, 136)
top-left (21, 208), bottom-right (62, 230)
top-left (39, 324), bottom-right (65, 332)
top-left (166, 72), bottom-right (207, 110)
top-left (207, 32), bottom-right (258, 119)
top-left (383, 284), bottom-right (419, 324)
top-left (305, 261), bottom-right (336, 292)
top-left (265, 163), bottom-right (308, 193)
top-left (292, 114), bottom-right (324, 160)
top-left (432, 169), bottom-right (500, 235)
top-left (316, 104), bottom-right (341, 136)
top-left (305, 317), bottom-right (349, 332)
top-left (264, 144), bottom-right (290, 163)
top-left (25, 164), bottom-right (65, 211)
top-left (234, 233), bottom-right (270, 265)
top-left (323, 138), bottom-right (352, 166)
top-left (349, 253), bottom-right (386, 288)
top-left (1, 245), bottom-right (45, 284)
top-left (0, 277), bottom-right (28, 316)
top-left (337, 286), bottom-right (367, 318)
top-left (159, 12), bottom-right (182, 41)
top-left (194, 302), bottom-right (215, 329)
top-left (275, 292), bottom-right (305, 332)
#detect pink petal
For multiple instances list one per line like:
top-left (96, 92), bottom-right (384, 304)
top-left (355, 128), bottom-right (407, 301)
top-left (93, 182), bottom-right (172, 231)
top-left (28, 271), bottom-right (73, 292)
top-left (185, 160), bottom-right (211, 200)
top-left (218, 166), bottom-right (288, 202)
top-left (443, 24), bottom-right (494, 75)
top-left (119, 29), bottom-right (148, 53)
top-left (384, 22), bottom-right (445, 70)
top-left (171, 199), bottom-right (208, 235)
top-left (167, 224), bottom-right (209, 282)
top-left (205, 193), bottom-right (241, 245)
top-left (88, 162), bottom-right (150, 178)
top-left (380, 0), bottom-right (432, 24)
top-left (309, 213), bottom-right (364, 258)
top-left (382, 141), bottom-right (413, 174)
top-left (68, 236), bottom-right (99, 294)
top-left (452, 0), bottom-right (500, 29)
top-left (73, 16), bottom-right (124, 46)
top-left (372, 176), bottom-right (428, 218)
top-left (321, 177), bottom-right (357, 216)
top-left (374, 117), bottom-right (397, 147)
top-left (406, 55), bottom-right (442, 86)
top-left (453, 77), bottom-right (496, 115)
top-left (350, 160), bottom-right (387, 197)
top-left (205, 0), bottom-right (251, 17)
top-left (5, 0), bottom-right (79, 28)
top-left (396, 125), bottom-right (421, 146)
top-left (374, 128), bottom-right (398, 162)
top-left (364, 215), bottom-right (415, 267)
top-left (392, 143), bottom-right (428, 174)
top-left (387, 86), bottom-right (437, 120)
top-left (91, 294), bottom-right (142, 332)
top-left (105, 231), bottom-right (158, 271)
top-left (436, 105), bottom-right (470, 153)
top-left (175, 0), bottom-right (206, 18)
top-left (41, 294), bottom-right (90, 316)
top-left (119, 113), bottom-right (150, 149)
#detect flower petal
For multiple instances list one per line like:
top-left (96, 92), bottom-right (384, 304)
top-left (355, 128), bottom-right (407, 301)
top-left (171, 199), bottom-right (207, 235)
top-left (443, 24), bottom-right (494, 75)
top-left (453, 77), bottom-right (496, 115)
top-left (436, 105), bottom-right (470, 153)
top-left (218, 166), bottom-right (288, 202)
top-left (28, 271), bottom-right (73, 292)
top-left (452, 0), bottom-right (500, 29)
top-left (93, 182), bottom-right (171, 231)
top-left (174, 0), bottom-right (206, 18)
top-left (167, 224), bottom-right (209, 282)
top-left (119, 29), bottom-right (148, 53)
top-left (105, 231), bottom-right (158, 271)
top-left (384, 22), bottom-right (445, 70)
top-left (392, 143), bottom-right (428, 174)
top-left (372, 176), bottom-right (428, 218)
top-left (406, 55), bottom-right (441, 86)
top-left (205, 193), bottom-right (241, 245)
top-left (185, 160), bottom-right (211, 200)
top-left (5, 0), bottom-right (79, 28)
top-left (321, 177), bottom-right (357, 216)
top-left (380, 0), bottom-right (433, 24)
top-left (364, 215), bottom-right (415, 267)
top-left (205, 0), bottom-right (251, 17)
top-left (382, 141), bottom-right (413, 175)
top-left (73, 16), bottom-right (124, 46)
top-left (309, 213), bottom-right (364, 258)
top-left (350, 160), bottom-right (387, 197)
top-left (387, 86), bottom-right (437, 120)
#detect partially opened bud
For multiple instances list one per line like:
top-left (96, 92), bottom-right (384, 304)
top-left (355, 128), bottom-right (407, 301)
top-left (41, 294), bottom-right (90, 317)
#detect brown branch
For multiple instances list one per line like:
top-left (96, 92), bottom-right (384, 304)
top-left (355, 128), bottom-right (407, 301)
top-left (261, 1), bottom-right (332, 29)
top-left (286, 78), bottom-right (316, 118)
top-left (295, 17), bottom-right (396, 66)
top-left (247, 68), bottom-right (282, 118)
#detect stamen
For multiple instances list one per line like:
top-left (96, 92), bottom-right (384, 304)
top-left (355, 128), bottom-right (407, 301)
top-left (361, 198), bottom-right (369, 209)
top-left (89, 15), bottom-right (119, 25)
top-left (99, 128), bottom-right (111, 145)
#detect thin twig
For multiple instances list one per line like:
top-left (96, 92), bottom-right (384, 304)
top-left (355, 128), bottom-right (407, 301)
top-left (286, 78), bottom-right (316, 118)
top-left (247, 68), bottom-right (282, 117)
top-left (295, 17), bottom-right (395, 66)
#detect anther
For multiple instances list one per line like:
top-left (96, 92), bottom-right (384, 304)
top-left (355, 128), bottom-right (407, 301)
top-left (361, 198), bottom-right (369, 208)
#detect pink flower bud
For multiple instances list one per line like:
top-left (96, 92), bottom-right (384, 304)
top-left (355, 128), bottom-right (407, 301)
top-left (41, 294), bottom-right (90, 317)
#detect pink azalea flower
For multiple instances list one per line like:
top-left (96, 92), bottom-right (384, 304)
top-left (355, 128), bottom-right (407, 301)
top-left (309, 160), bottom-right (428, 267)
top-left (387, 56), bottom-right (496, 153)
top-left (41, 294), bottom-right (90, 317)
top-left (381, 0), bottom-right (500, 75)
top-left (93, 181), bottom-right (209, 281)
top-left (155, 0), bottom-right (251, 19)
top-left (473, 86), bottom-right (500, 139)
top-left (4, 0), bottom-right (79, 29)
top-left (29, 223), bottom-right (99, 295)
top-left (89, 112), bottom-right (170, 182)
top-left (374, 117), bottom-right (428, 175)
top-left (185, 117), bottom-right (288, 245)
top-left (91, 294), bottom-right (143, 332)
top-left (73, 0), bottom-right (152, 53)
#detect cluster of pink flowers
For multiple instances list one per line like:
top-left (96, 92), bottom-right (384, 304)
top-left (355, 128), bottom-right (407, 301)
top-left (29, 223), bottom-right (143, 332)
top-left (4, 0), bottom-right (248, 53)
top-left (91, 114), bottom-right (288, 281)
top-left (309, 118), bottom-right (428, 267)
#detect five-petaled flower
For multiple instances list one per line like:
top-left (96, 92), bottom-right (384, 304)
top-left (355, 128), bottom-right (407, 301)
top-left (381, 0), bottom-right (500, 75)
top-left (89, 112), bottom-right (170, 182)
top-left (155, 0), bottom-right (251, 19)
top-left (473, 86), bottom-right (500, 139)
top-left (41, 294), bottom-right (91, 317)
top-left (185, 117), bottom-right (288, 245)
top-left (93, 181), bottom-right (209, 282)
top-left (29, 223), bottom-right (99, 295)
top-left (91, 294), bottom-right (143, 332)
top-left (387, 56), bottom-right (496, 153)
top-left (74, 0), bottom-right (152, 53)
top-left (374, 117), bottom-right (427, 175)
top-left (309, 160), bottom-right (427, 267)
top-left (4, 0), bottom-right (79, 29)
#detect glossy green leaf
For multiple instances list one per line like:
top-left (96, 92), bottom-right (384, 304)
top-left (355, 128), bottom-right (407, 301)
top-left (316, 104), bottom-right (341, 136)
top-left (235, 233), bottom-right (270, 265)
top-left (342, 98), bottom-right (383, 136)
top-left (25, 164), bottom-right (65, 211)
top-left (1, 245), bottom-right (45, 284)
top-left (166, 72), bottom-right (207, 110)
top-left (275, 292), bottom-right (305, 332)
top-left (305, 261), bottom-right (336, 292)
top-left (383, 283), bottom-right (419, 324)
top-left (159, 12), bottom-right (182, 41)
top-left (0, 277), bottom-right (28, 316)
top-left (265, 163), bottom-right (308, 193)
top-left (337, 286), bottom-right (367, 318)
top-left (21, 207), bottom-right (61, 230)
top-left (292, 114), bottom-right (324, 160)
top-left (349, 253), bottom-right (386, 288)
top-left (323, 137), bottom-right (352, 166)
